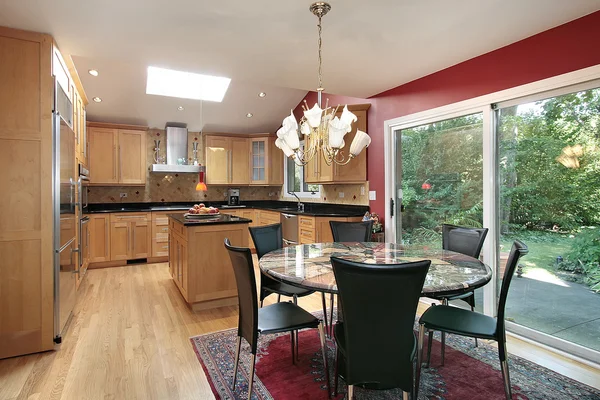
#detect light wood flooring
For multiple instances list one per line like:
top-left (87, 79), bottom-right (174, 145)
top-left (1, 261), bottom-right (599, 400)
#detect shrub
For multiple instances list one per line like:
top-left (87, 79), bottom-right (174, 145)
top-left (563, 227), bottom-right (600, 292)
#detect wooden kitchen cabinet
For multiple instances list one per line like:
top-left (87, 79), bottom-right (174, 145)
top-left (151, 212), bottom-right (172, 258)
top-left (89, 214), bottom-right (111, 263)
top-left (109, 213), bottom-right (151, 261)
top-left (205, 135), bottom-right (249, 185)
top-left (88, 122), bottom-right (147, 186)
top-left (297, 215), bottom-right (363, 244)
top-left (305, 104), bottom-right (370, 184)
top-left (249, 137), bottom-right (284, 186)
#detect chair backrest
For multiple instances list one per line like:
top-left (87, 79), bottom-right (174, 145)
top-left (496, 240), bottom-right (528, 337)
top-left (249, 223), bottom-right (283, 259)
top-left (442, 224), bottom-right (488, 258)
top-left (331, 256), bottom-right (431, 391)
top-left (224, 238), bottom-right (259, 352)
top-left (330, 220), bottom-right (373, 242)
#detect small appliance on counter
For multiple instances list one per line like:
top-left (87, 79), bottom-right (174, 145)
top-left (227, 188), bottom-right (240, 206)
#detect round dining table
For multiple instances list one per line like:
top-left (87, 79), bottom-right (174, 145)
top-left (259, 242), bottom-right (492, 297)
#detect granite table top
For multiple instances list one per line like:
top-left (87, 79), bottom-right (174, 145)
top-left (259, 242), bottom-right (492, 296)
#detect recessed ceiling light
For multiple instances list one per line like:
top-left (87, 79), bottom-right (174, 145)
top-left (146, 66), bottom-right (231, 102)
top-left (88, 69), bottom-right (99, 76)
top-left (92, 97), bottom-right (102, 103)
top-left (177, 106), bottom-right (184, 111)
top-left (258, 92), bottom-right (266, 98)
top-left (246, 113), bottom-right (253, 118)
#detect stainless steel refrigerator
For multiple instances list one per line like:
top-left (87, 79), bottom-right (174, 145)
top-left (53, 82), bottom-right (77, 344)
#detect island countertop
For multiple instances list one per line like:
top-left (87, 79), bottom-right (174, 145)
top-left (167, 213), bottom-right (252, 226)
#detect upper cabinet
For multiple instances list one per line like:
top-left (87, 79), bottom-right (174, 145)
top-left (205, 135), bottom-right (250, 185)
top-left (249, 136), bottom-right (283, 186)
top-left (205, 134), bottom-right (283, 186)
top-left (88, 122), bottom-right (147, 185)
top-left (305, 103), bottom-right (370, 184)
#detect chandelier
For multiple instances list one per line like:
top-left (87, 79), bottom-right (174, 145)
top-left (275, 2), bottom-right (371, 166)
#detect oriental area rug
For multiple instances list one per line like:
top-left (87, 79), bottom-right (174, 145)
top-left (191, 313), bottom-right (600, 400)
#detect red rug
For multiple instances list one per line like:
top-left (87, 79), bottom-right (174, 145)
top-left (191, 317), bottom-right (600, 399)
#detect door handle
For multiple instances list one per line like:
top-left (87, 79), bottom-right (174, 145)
top-left (390, 198), bottom-right (395, 218)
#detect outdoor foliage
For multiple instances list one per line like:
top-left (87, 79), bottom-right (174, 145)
top-left (559, 226), bottom-right (600, 293)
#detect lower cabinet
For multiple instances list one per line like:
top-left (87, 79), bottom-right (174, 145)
top-left (299, 215), bottom-right (363, 244)
top-left (89, 214), bottom-right (111, 262)
top-left (151, 212), bottom-right (171, 257)
top-left (109, 213), bottom-right (151, 261)
top-left (169, 227), bottom-right (188, 299)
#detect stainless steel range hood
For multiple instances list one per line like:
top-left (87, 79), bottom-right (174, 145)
top-left (150, 124), bottom-right (200, 173)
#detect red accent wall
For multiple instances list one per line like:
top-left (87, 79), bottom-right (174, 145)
top-left (293, 11), bottom-right (600, 217)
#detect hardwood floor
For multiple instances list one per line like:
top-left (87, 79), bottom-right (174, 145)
top-left (1, 261), bottom-right (599, 400)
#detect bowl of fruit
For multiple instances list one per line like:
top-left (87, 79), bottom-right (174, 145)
top-left (184, 204), bottom-right (220, 218)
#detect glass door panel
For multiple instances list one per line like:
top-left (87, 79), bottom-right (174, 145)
top-left (395, 112), bottom-right (484, 309)
top-left (497, 87), bottom-right (600, 353)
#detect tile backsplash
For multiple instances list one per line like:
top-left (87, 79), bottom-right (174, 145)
top-left (88, 130), bottom-right (369, 206)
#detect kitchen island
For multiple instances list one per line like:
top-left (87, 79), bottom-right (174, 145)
top-left (168, 213), bottom-right (251, 311)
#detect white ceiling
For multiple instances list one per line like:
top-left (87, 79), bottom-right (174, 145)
top-left (1, 0), bottom-right (599, 132)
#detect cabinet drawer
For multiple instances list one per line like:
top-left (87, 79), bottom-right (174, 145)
top-left (299, 216), bottom-right (315, 228)
top-left (153, 225), bottom-right (170, 235)
top-left (299, 228), bottom-right (315, 241)
top-left (155, 232), bottom-right (168, 241)
top-left (152, 239), bottom-right (169, 257)
top-left (110, 212), bottom-right (150, 223)
top-left (169, 219), bottom-right (185, 237)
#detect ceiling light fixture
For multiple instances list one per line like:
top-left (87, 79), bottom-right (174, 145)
top-left (92, 97), bottom-right (102, 103)
top-left (88, 69), bottom-right (99, 76)
top-left (246, 113), bottom-right (253, 118)
top-left (146, 66), bottom-right (231, 102)
top-left (276, 2), bottom-right (371, 166)
top-left (258, 92), bottom-right (266, 98)
top-left (177, 106), bottom-right (184, 111)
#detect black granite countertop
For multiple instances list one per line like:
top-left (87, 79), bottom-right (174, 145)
top-left (168, 213), bottom-right (252, 226)
top-left (86, 201), bottom-right (369, 217)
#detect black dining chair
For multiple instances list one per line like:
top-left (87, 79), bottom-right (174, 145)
top-left (426, 223), bottom-right (488, 364)
top-left (329, 220), bottom-right (373, 243)
top-left (331, 256), bottom-right (431, 400)
top-left (249, 224), bottom-right (331, 339)
top-left (326, 220), bottom-right (374, 333)
top-left (416, 240), bottom-right (528, 400)
top-left (224, 238), bottom-right (330, 400)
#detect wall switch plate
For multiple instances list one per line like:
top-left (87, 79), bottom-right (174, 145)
top-left (369, 191), bottom-right (376, 200)
top-left (338, 192), bottom-right (344, 198)
top-left (120, 193), bottom-right (127, 198)
top-left (360, 186), bottom-right (365, 195)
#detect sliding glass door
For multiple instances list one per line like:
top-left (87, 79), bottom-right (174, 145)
top-left (496, 87), bottom-right (600, 355)
top-left (394, 112), bottom-right (485, 309)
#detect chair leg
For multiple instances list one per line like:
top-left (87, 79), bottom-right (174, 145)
top-left (426, 330), bottom-right (433, 367)
top-left (232, 336), bottom-right (242, 390)
top-left (471, 303), bottom-right (479, 347)
top-left (329, 293), bottom-right (335, 336)
top-left (415, 324), bottom-right (425, 400)
top-left (402, 391), bottom-right (409, 400)
top-left (321, 292), bottom-right (329, 336)
top-left (333, 349), bottom-right (339, 396)
top-left (277, 294), bottom-right (281, 302)
top-left (290, 330), bottom-right (296, 365)
top-left (318, 321), bottom-right (331, 398)
top-left (499, 339), bottom-right (513, 400)
top-left (347, 385), bottom-right (354, 400)
top-left (441, 331), bottom-right (446, 366)
top-left (247, 353), bottom-right (256, 400)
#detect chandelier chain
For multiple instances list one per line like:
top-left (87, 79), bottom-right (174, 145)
top-left (317, 15), bottom-right (323, 92)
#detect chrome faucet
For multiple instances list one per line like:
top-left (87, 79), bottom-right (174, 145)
top-left (288, 192), bottom-right (305, 212)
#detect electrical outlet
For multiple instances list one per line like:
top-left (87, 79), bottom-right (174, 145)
top-left (369, 191), bottom-right (376, 200)
top-left (338, 192), bottom-right (344, 198)
top-left (120, 193), bottom-right (127, 198)
top-left (360, 186), bottom-right (365, 195)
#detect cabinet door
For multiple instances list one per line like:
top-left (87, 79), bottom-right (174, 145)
top-left (89, 215), bottom-right (110, 262)
top-left (230, 137), bottom-right (249, 184)
top-left (269, 138), bottom-right (284, 185)
top-left (131, 220), bottom-right (151, 259)
top-left (79, 101), bottom-right (87, 166)
top-left (318, 155), bottom-right (333, 183)
top-left (333, 109), bottom-right (367, 182)
top-left (89, 127), bottom-right (118, 184)
top-left (110, 222), bottom-right (130, 260)
top-left (118, 129), bottom-right (146, 185)
top-left (169, 233), bottom-right (176, 278)
top-left (205, 136), bottom-right (229, 184)
top-left (250, 139), bottom-right (267, 185)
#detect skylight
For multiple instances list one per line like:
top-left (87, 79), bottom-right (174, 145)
top-left (145, 66), bottom-right (231, 102)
